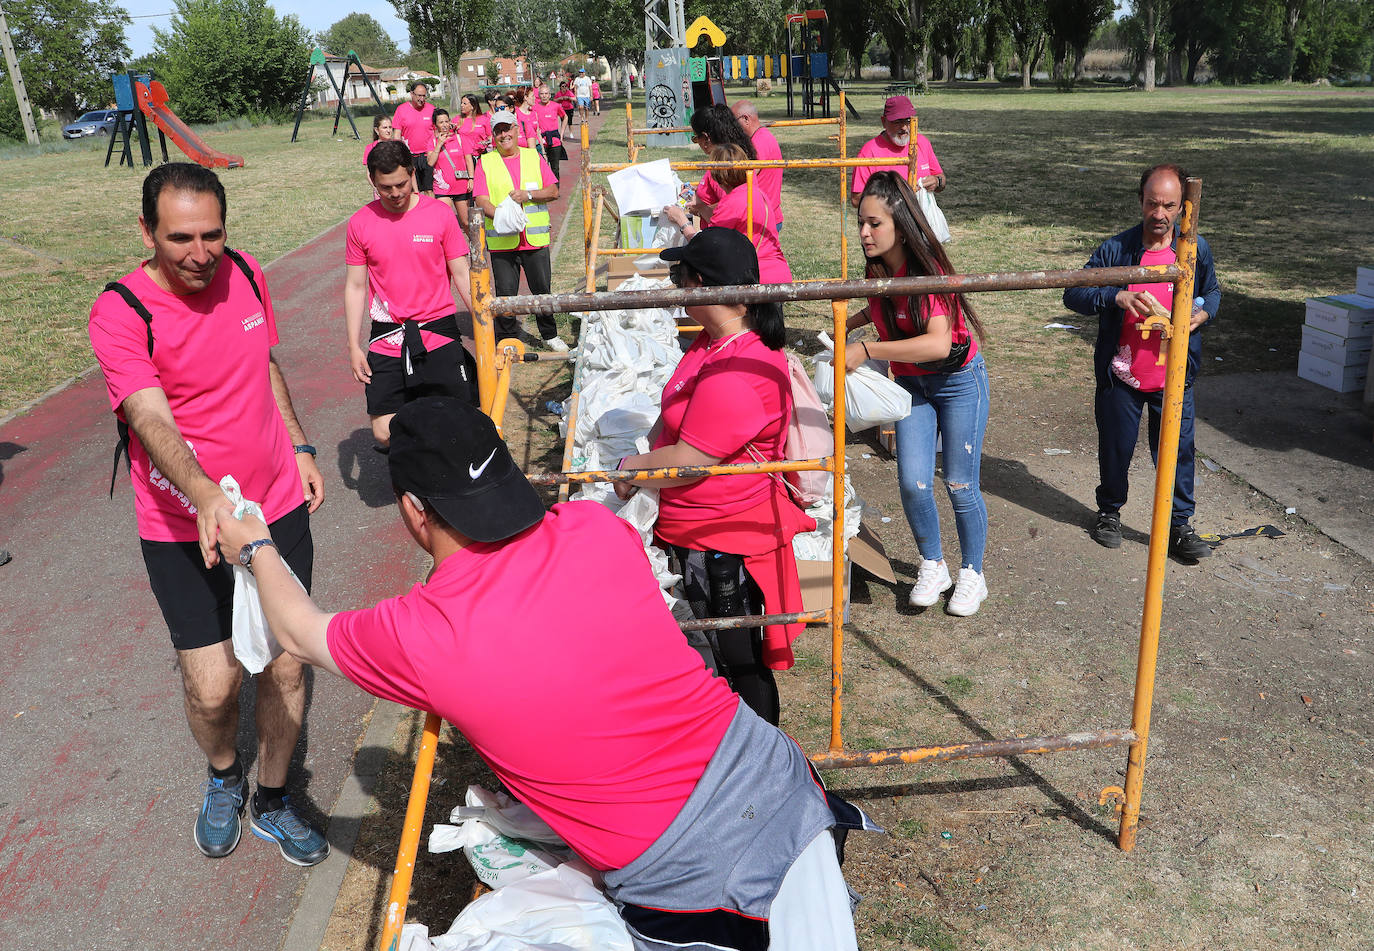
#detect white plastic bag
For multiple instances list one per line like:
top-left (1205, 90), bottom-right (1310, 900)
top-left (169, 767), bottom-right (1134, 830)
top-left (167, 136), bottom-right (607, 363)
top-left (812, 334), bottom-right (912, 432)
top-left (492, 195), bottom-right (528, 235)
top-left (916, 185), bottom-right (951, 243)
top-left (400, 864), bottom-right (633, 951)
top-left (221, 475), bottom-right (304, 674)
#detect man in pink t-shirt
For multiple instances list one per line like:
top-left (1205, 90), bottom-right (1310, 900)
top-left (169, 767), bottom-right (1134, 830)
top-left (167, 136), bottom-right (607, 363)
top-left (87, 163), bottom-right (328, 867)
top-left (345, 141), bottom-right (477, 450)
top-left (392, 82), bottom-right (436, 194)
top-left (214, 396), bottom-right (864, 950)
top-left (850, 96), bottom-right (946, 206)
top-left (730, 99), bottom-right (784, 231)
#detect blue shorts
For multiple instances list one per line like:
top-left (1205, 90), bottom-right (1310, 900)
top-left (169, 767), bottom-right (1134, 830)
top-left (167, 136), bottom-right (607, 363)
top-left (577, 96), bottom-right (592, 108)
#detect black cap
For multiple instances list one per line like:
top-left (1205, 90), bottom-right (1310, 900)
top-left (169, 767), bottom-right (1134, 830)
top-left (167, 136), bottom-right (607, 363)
top-left (389, 397), bottom-right (545, 543)
top-left (659, 227), bottom-right (759, 287)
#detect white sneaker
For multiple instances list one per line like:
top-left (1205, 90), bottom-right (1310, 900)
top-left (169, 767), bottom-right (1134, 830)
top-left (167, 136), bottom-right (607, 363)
top-left (543, 336), bottom-right (570, 353)
top-left (908, 559), bottom-right (952, 608)
top-left (946, 567), bottom-right (988, 617)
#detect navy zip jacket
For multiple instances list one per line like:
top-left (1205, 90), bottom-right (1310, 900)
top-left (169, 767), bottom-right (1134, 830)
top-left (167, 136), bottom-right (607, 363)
top-left (1063, 223), bottom-right (1221, 389)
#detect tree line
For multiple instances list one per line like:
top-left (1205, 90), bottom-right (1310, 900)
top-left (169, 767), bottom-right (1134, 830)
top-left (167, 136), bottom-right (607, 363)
top-left (5, 0), bottom-right (1372, 138)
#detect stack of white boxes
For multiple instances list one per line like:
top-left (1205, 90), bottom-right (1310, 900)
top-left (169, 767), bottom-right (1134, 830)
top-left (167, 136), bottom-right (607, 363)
top-left (1298, 268), bottom-right (1374, 394)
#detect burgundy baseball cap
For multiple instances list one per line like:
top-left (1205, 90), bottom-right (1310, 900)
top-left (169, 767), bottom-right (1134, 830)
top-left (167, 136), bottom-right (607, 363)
top-left (882, 96), bottom-right (917, 122)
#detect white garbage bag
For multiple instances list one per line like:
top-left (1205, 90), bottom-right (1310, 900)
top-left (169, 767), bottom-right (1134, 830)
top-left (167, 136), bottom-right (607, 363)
top-left (221, 475), bottom-right (304, 674)
top-left (812, 333), bottom-right (912, 432)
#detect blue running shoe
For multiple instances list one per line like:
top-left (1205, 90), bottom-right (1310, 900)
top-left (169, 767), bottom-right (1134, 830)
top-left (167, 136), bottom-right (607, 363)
top-left (249, 795), bottom-right (329, 867)
top-left (194, 775), bottom-right (245, 858)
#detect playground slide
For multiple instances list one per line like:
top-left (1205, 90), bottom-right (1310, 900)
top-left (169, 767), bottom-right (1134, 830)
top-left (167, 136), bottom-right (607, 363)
top-left (135, 80), bottom-right (244, 169)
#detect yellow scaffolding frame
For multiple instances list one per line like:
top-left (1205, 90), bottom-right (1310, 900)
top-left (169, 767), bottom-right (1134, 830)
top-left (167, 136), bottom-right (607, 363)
top-left (374, 150), bottom-right (1205, 951)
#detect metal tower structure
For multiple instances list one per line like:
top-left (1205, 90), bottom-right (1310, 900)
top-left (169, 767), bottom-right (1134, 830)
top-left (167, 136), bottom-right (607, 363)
top-left (644, 0), bottom-right (686, 49)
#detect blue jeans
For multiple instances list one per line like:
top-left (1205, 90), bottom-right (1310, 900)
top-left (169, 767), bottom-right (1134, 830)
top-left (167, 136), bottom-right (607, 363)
top-left (893, 355), bottom-right (989, 572)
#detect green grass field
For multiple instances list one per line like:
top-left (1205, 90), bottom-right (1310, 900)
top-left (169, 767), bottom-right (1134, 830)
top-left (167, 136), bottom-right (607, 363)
top-left (7, 83), bottom-right (1368, 420)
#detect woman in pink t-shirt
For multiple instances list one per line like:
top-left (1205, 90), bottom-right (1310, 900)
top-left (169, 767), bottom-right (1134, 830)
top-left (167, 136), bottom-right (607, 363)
top-left (685, 105), bottom-right (755, 226)
top-left (365, 115), bottom-right (403, 196)
top-left (613, 228), bottom-right (814, 726)
top-left (456, 94), bottom-right (491, 156)
top-left (663, 144), bottom-right (791, 284)
top-left (845, 171), bottom-right (990, 617)
top-left (428, 108), bottom-right (474, 227)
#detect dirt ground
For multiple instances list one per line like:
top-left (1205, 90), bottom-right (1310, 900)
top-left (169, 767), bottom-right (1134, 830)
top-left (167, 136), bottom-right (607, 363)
top-left (319, 348), bottom-right (1374, 950)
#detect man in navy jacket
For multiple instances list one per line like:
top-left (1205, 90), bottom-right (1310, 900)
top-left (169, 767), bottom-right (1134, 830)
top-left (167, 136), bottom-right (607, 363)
top-left (1063, 163), bottom-right (1221, 562)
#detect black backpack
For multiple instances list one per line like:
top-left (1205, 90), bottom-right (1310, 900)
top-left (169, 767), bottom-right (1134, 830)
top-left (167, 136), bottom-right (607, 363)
top-left (103, 248), bottom-right (263, 496)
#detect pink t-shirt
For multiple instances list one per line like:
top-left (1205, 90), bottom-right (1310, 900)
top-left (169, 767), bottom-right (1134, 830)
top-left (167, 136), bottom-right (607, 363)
top-left (866, 263), bottom-right (976, 376)
top-left (473, 150), bottom-right (558, 252)
top-left (750, 125), bottom-right (784, 227)
top-left (654, 331), bottom-right (792, 522)
top-left (1112, 246), bottom-right (1175, 392)
top-left (345, 195), bottom-right (469, 355)
top-left (710, 182), bottom-right (791, 284)
top-left (393, 101), bottom-right (436, 154)
top-left (696, 171), bottom-right (723, 208)
top-left (851, 132), bottom-right (942, 197)
top-left (591, 81), bottom-right (601, 98)
top-left (363, 139), bottom-right (380, 167)
top-left (532, 101), bottom-right (562, 143)
top-left (458, 114), bottom-right (491, 154)
top-left (515, 108), bottom-right (541, 148)
top-left (88, 254), bottom-right (301, 542)
top-left (326, 502), bottom-right (739, 870)
top-left (431, 136), bottom-right (470, 197)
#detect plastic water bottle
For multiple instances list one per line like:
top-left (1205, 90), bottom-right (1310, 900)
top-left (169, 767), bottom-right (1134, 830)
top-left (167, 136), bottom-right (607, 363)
top-left (545, 400), bottom-right (565, 415)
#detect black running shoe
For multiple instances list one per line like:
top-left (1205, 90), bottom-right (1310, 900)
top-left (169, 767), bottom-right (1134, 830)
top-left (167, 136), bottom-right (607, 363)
top-left (1169, 524), bottom-right (1213, 561)
top-left (1090, 511), bottom-right (1123, 549)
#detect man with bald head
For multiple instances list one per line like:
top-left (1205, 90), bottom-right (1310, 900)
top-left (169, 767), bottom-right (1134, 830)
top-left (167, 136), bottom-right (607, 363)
top-left (1063, 163), bottom-right (1221, 563)
top-left (730, 99), bottom-right (783, 232)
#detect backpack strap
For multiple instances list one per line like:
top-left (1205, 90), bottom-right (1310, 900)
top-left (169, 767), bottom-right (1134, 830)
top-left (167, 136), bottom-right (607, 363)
top-left (101, 281), bottom-right (156, 498)
top-left (223, 248), bottom-right (263, 304)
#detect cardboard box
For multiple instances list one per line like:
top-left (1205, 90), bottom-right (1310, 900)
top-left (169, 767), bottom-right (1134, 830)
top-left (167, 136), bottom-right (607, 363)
top-left (1301, 324), bottom-right (1373, 366)
top-left (1298, 350), bottom-right (1369, 393)
top-left (1357, 266), bottom-right (1374, 298)
top-left (1304, 294), bottom-right (1374, 338)
top-left (605, 256), bottom-right (670, 291)
top-left (797, 522), bottom-right (895, 619)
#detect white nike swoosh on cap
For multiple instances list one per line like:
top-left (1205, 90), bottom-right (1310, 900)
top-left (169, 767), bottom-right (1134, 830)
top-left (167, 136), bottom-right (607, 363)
top-left (469, 448), bottom-right (498, 480)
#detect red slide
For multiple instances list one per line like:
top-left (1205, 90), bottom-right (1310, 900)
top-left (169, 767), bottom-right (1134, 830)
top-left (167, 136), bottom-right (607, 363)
top-left (135, 80), bottom-right (245, 169)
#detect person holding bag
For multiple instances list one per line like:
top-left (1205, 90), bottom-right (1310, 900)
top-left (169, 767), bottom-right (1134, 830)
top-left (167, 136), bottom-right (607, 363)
top-left (844, 171), bottom-right (990, 617)
top-left (614, 228), bottom-right (815, 725)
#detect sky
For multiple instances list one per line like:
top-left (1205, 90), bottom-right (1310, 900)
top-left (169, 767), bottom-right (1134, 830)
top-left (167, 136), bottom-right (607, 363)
top-left (121, 1), bottom-right (413, 60)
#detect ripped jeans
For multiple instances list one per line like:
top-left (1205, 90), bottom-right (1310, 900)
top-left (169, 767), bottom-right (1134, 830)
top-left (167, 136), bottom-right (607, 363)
top-left (893, 354), bottom-right (989, 573)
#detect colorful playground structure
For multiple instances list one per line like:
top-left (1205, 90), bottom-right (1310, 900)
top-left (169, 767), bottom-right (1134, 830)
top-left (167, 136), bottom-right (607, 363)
top-left (104, 72), bottom-right (244, 170)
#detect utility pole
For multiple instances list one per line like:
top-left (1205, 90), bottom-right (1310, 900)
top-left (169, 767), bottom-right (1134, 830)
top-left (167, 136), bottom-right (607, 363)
top-left (0, 0), bottom-right (39, 145)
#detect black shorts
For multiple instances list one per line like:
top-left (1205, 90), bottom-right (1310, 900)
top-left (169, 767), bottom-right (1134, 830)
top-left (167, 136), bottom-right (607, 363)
top-left (412, 152), bottom-right (434, 192)
top-left (365, 319), bottom-right (478, 415)
top-left (141, 503), bottom-right (313, 652)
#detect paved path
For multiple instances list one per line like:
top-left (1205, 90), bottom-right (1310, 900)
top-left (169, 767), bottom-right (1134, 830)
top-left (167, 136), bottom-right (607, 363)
top-left (0, 107), bottom-right (610, 951)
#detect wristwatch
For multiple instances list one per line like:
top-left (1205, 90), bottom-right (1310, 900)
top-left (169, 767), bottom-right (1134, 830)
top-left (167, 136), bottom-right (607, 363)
top-left (238, 538), bottom-right (277, 569)
top-left (293, 444), bottom-right (317, 456)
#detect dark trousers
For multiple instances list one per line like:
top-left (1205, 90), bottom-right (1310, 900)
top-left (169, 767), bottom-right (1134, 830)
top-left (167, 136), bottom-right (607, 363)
top-left (1094, 380), bottom-right (1196, 527)
top-left (491, 246), bottom-right (555, 339)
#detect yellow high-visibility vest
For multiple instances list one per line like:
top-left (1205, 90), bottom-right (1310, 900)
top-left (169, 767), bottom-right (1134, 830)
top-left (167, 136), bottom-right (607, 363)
top-left (481, 148), bottom-right (551, 251)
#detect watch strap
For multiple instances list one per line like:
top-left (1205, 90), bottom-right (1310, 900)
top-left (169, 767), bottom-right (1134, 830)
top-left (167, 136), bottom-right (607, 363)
top-left (239, 538), bottom-right (277, 569)
top-left (293, 444), bottom-right (317, 456)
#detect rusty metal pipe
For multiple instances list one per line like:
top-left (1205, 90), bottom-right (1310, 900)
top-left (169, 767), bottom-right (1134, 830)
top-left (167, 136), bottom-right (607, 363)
top-left (681, 610), bottom-right (830, 632)
top-left (809, 728), bottom-right (1139, 769)
top-left (590, 156), bottom-right (912, 174)
top-left (526, 456), bottom-right (833, 485)
top-left (1118, 177), bottom-right (1204, 853)
top-left (489, 264), bottom-right (1181, 317)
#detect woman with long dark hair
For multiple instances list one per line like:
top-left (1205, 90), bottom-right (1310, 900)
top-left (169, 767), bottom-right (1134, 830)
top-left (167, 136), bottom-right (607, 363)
top-left (456, 94), bottom-right (491, 155)
top-left (846, 171), bottom-right (991, 616)
top-left (686, 105), bottom-right (756, 226)
top-left (614, 228), bottom-right (814, 725)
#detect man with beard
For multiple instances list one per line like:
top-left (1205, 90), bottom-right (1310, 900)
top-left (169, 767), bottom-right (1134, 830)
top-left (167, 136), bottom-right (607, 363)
top-left (849, 96), bottom-right (945, 207)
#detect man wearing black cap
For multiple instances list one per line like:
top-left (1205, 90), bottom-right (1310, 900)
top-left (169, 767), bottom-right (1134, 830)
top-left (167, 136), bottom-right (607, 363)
top-left (215, 396), bottom-right (865, 950)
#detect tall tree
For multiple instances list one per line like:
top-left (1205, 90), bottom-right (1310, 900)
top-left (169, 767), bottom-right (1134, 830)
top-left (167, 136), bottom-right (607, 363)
top-left (6, 0), bottom-right (130, 122)
top-left (1131, 0), bottom-right (1163, 90)
top-left (564, 0), bottom-right (640, 94)
top-left (1045, 0), bottom-right (1112, 85)
top-left (154, 0), bottom-right (311, 122)
top-left (825, 0), bottom-right (877, 80)
top-left (317, 13), bottom-right (402, 64)
top-left (1000, 0), bottom-right (1047, 88)
top-left (392, 0), bottom-right (496, 106)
